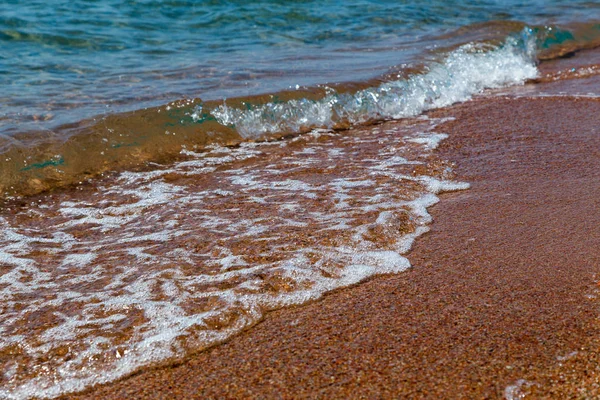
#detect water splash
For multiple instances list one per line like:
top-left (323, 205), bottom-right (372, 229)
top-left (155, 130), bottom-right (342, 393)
top-left (210, 30), bottom-right (538, 138)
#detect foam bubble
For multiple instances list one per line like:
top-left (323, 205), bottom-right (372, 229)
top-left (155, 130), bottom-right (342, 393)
top-left (0, 115), bottom-right (468, 398)
top-left (210, 32), bottom-right (537, 138)
top-left (504, 379), bottom-right (535, 400)
top-left (407, 133), bottom-right (449, 150)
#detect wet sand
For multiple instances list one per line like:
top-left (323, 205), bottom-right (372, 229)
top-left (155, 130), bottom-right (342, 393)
top-left (65, 65), bottom-right (600, 398)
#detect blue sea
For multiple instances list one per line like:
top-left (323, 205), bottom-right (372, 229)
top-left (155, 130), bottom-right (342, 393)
top-left (1, 1), bottom-right (598, 134)
top-left (0, 1), bottom-right (599, 398)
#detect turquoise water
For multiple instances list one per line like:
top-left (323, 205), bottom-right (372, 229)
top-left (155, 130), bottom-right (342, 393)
top-left (1, 0), bottom-right (599, 137)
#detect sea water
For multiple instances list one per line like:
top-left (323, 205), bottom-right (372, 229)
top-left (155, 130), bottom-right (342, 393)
top-left (1, 0), bottom-right (598, 137)
top-left (0, 1), bottom-right (599, 398)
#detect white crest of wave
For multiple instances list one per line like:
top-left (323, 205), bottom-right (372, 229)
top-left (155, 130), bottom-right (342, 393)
top-left (210, 31), bottom-right (538, 138)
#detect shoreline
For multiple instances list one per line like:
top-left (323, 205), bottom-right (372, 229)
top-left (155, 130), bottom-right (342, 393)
top-left (65, 59), bottom-right (600, 398)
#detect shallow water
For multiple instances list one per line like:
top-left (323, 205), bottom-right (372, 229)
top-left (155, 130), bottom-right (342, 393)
top-left (0, 114), bottom-right (469, 399)
top-left (1, 13), bottom-right (600, 197)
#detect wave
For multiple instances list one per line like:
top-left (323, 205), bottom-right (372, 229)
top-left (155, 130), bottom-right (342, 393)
top-left (208, 32), bottom-right (538, 138)
top-left (1, 22), bottom-right (598, 200)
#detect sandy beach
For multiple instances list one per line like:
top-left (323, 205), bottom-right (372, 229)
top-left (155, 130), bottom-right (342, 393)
top-left (57, 49), bottom-right (600, 399)
top-left (4, 4), bottom-right (600, 399)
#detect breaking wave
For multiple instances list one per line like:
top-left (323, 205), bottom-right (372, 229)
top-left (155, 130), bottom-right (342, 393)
top-left (208, 31), bottom-right (538, 138)
top-left (0, 27), bottom-right (544, 199)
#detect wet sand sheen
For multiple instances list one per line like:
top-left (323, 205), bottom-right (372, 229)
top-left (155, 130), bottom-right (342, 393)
top-left (2, 109), bottom-right (468, 397)
top-left (62, 63), bottom-right (600, 398)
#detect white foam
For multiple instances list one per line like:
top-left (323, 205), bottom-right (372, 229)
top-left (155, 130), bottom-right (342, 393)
top-left (556, 351), bottom-right (578, 361)
top-left (0, 106), bottom-right (470, 399)
top-left (504, 379), bottom-right (535, 400)
top-left (61, 253), bottom-right (96, 267)
top-left (210, 32), bottom-right (537, 138)
top-left (406, 133), bottom-right (449, 150)
top-left (417, 176), bottom-right (471, 194)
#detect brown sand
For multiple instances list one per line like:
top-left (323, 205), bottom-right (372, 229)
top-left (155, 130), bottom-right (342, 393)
top-left (65, 68), bottom-right (600, 398)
